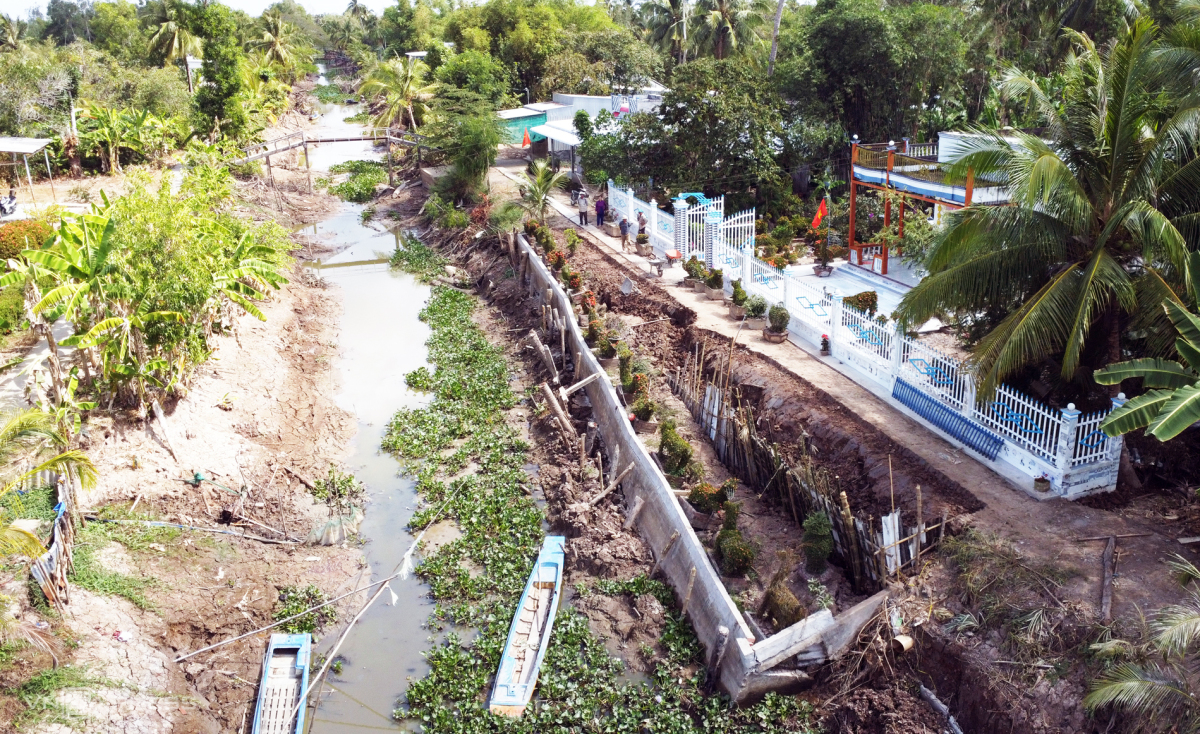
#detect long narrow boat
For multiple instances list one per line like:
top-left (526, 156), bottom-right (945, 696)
top-left (489, 535), bottom-right (566, 717)
top-left (251, 633), bottom-right (312, 734)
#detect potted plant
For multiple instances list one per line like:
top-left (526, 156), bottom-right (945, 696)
top-left (729, 279), bottom-right (748, 319)
top-left (631, 394), bottom-right (658, 433)
top-left (745, 296), bottom-right (768, 330)
top-left (1034, 473), bottom-right (1052, 493)
top-left (565, 270), bottom-right (583, 293)
top-left (763, 303), bottom-right (790, 343)
top-left (682, 256), bottom-right (706, 290)
top-left (820, 334), bottom-right (831, 356)
top-left (547, 250), bottom-right (566, 272)
top-left (813, 233), bottom-right (834, 277)
top-left (635, 232), bottom-right (653, 257)
top-left (596, 331), bottom-right (619, 368)
top-left (705, 268), bottom-right (725, 300)
top-left (565, 228), bottom-right (580, 255)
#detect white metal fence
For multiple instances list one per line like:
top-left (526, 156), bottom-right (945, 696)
top-left (605, 181), bottom-right (1121, 496)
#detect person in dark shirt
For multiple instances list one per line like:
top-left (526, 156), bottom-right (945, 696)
top-left (595, 196), bottom-right (607, 227)
top-left (619, 217), bottom-right (630, 251)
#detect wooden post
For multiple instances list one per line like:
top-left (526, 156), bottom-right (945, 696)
top-left (839, 490), bottom-right (863, 592)
top-left (578, 436), bottom-right (587, 479)
top-left (303, 134), bottom-right (313, 194)
top-left (965, 168), bottom-right (975, 205)
top-left (706, 625), bottom-right (730, 693)
top-left (590, 463), bottom-right (633, 507)
top-left (23, 154), bottom-right (35, 204)
top-left (651, 531), bottom-right (680, 577)
top-left (623, 495), bottom-right (644, 530)
top-left (386, 139), bottom-right (394, 187)
top-left (1101, 536), bottom-right (1115, 624)
top-left (539, 382), bottom-right (575, 437)
top-left (42, 149), bottom-right (56, 203)
top-left (938, 509), bottom-right (947, 545)
top-left (681, 565), bottom-right (697, 615)
top-left (913, 484), bottom-right (923, 571)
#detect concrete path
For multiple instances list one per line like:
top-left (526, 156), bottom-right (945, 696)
top-left (506, 173), bottom-right (1194, 619)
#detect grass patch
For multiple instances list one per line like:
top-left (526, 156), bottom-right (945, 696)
top-left (593, 574), bottom-right (675, 609)
top-left (8, 665), bottom-right (102, 729)
top-left (344, 110), bottom-right (371, 124)
top-left (312, 84), bottom-right (347, 103)
top-left (381, 283), bottom-right (818, 732)
top-left (943, 529), bottom-right (1079, 664)
top-left (68, 507), bottom-right (180, 610)
top-left (389, 232), bottom-right (447, 284)
top-left (328, 160), bottom-right (387, 203)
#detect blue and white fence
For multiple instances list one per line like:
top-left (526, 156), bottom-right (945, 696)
top-left (610, 183), bottom-right (1122, 498)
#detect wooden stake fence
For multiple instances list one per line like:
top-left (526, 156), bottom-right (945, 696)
top-left (668, 349), bottom-right (950, 592)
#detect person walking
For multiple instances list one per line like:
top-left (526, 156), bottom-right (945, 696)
top-left (619, 217), bottom-right (631, 251)
top-left (595, 196), bottom-right (607, 227)
top-left (577, 188), bottom-right (590, 226)
top-left (637, 210), bottom-right (647, 236)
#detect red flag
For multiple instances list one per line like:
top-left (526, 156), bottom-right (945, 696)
top-left (811, 198), bottom-right (828, 229)
top-left (521, 128), bottom-right (531, 147)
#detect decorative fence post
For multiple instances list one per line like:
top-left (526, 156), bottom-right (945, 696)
top-left (1103, 393), bottom-right (1127, 487)
top-left (1052, 403), bottom-right (1081, 492)
top-left (704, 210), bottom-right (721, 270)
top-left (890, 324), bottom-right (904, 387)
top-left (960, 377), bottom-right (978, 421)
top-left (742, 239), bottom-right (752, 286)
top-left (674, 197), bottom-right (689, 256)
top-left (828, 295), bottom-right (843, 359)
top-left (649, 199), bottom-right (658, 250)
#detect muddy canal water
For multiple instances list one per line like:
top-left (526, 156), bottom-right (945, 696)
top-left (303, 68), bottom-right (434, 732)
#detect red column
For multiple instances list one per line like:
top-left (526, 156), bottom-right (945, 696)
top-left (848, 144), bottom-right (858, 248)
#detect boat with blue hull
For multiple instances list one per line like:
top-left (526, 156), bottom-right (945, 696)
top-left (252, 633), bottom-right (312, 734)
top-left (489, 535), bottom-right (566, 717)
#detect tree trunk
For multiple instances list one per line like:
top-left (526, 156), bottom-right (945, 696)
top-left (767, 0), bottom-right (786, 77)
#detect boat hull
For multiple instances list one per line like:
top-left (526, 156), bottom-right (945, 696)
top-left (251, 633), bottom-right (311, 734)
top-left (488, 535), bottom-right (566, 717)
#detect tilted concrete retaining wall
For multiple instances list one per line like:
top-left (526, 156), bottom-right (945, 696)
top-left (511, 233), bottom-right (886, 701)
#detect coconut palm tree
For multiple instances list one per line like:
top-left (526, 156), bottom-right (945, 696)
top-left (358, 56), bottom-right (436, 131)
top-left (253, 12), bottom-right (306, 70)
top-left (767, 0), bottom-right (784, 75)
top-left (515, 160), bottom-right (570, 223)
top-left (894, 20), bottom-right (1200, 398)
top-left (642, 0), bottom-right (691, 64)
top-left (691, 0), bottom-right (770, 60)
top-left (141, 0), bottom-right (200, 64)
top-left (0, 14), bottom-right (28, 52)
top-left (324, 16), bottom-right (355, 51)
top-left (346, 0), bottom-right (371, 23)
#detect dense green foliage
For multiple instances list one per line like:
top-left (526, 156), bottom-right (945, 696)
top-left (193, 4), bottom-right (248, 139)
top-left (802, 511), bottom-right (834, 574)
top-left (328, 159), bottom-right (387, 202)
top-left (274, 584), bottom-right (337, 634)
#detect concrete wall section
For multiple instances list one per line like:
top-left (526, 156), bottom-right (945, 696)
top-left (513, 234), bottom-right (755, 690)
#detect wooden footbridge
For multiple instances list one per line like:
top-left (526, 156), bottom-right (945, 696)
top-left (231, 127), bottom-right (434, 192)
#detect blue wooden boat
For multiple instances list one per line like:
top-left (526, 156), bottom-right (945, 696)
top-left (251, 633), bottom-right (311, 734)
top-left (489, 535), bottom-right (566, 717)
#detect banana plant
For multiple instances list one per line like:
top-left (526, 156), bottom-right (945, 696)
top-left (201, 225), bottom-right (289, 321)
top-left (1097, 256), bottom-right (1200, 441)
top-left (42, 370), bottom-right (97, 441)
top-left (16, 200), bottom-right (118, 324)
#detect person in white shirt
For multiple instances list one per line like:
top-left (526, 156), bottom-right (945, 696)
top-left (577, 189), bottom-right (590, 225)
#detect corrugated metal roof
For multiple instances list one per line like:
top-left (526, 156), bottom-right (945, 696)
top-left (0, 138), bottom-right (53, 155)
top-left (496, 108), bottom-right (543, 120)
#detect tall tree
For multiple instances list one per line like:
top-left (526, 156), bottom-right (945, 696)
top-left (641, 0), bottom-right (690, 64)
top-left (358, 56), bottom-right (436, 130)
top-left (193, 3), bottom-right (248, 140)
top-left (691, 0), bottom-right (770, 60)
top-left (253, 11), bottom-right (305, 68)
top-left (142, 0), bottom-right (200, 64)
top-left (894, 20), bottom-right (1200, 397)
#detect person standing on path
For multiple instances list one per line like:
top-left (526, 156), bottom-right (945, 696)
top-left (637, 210), bottom-right (647, 235)
top-left (577, 188), bottom-right (590, 226)
top-left (595, 196), bottom-right (607, 227)
top-left (619, 217), bottom-right (631, 251)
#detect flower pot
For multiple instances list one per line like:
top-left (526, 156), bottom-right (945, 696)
top-left (814, 264), bottom-right (834, 277)
top-left (1033, 477), bottom-right (1052, 494)
top-left (665, 474), bottom-right (684, 489)
top-left (728, 303), bottom-right (746, 320)
top-left (633, 418), bottom-right (659, 434)
top-left (636, 243), bottom-right (653, 258)
top-left (692, 280), bottom-right (707, 293)
top-left (598, 356), bottom-right (619, 370)
top-left (745, 317), bottom-right (767, 330)
top-left (820, 348), bottom-right (831, 356)
top-left (705, 286), bottom-right (725, 300)
top-left (762, 328), bottom-right (788, 344)
top-left (682, 277), bottom-right (699, 289)
top-left (571, 293), bottom-right (584, 304)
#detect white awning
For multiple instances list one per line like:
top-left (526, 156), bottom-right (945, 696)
top-left (530, 125), bottom-right (579, 147)
top-left (0, 137), bottom-right (53, 155)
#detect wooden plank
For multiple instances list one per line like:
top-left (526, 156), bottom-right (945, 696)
top-left (1101, 536), bottom-right (1115, 624)
top-left (749, 609), bottom-right (834, 672)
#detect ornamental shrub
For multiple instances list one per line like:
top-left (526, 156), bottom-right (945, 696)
top-left (597, 331), bottom-right (616, 358)
top-left (683, 256), bottom-right (706, 280)
top-left (716, 501), bottom-right (757, 576)
top-left (658, 420), bottom-right (693, 475)
top-left (688, 482), bottom-right (723, 514)
top-left (565, 271), bottom-right (583, 291)
top-left (768, 303), bottom-right (791, 333)
top-left (730, 279), bottom-right (748, 307)
top-left (705, 268), bottom-right (724, 289)
top-left (631, 394), bottom-right (656, 421)
top-left (617, 342), bottom-right (634, 388)
top-left (0, 220), bottom-right (51, 259)
top-left (586, 319), bottom-right (604, 345)
top-left (802, 511), bottom-right (835, 574)
top-left (565, 228), bottom-right (580, 255)
top-left (629, 372), bottom-right (649, 398)
top-left (524, 219), bottom-right (539, 235)
top-left (746, 295), bottom-right (767, 318)
top-left (845, 290), bottom-right (878, 316)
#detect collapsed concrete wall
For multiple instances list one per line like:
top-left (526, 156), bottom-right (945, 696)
top-left (509, 233), bottom-right (885, 701)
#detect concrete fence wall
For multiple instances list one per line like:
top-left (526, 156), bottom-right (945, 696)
top-left (510, 233), bottom-right (888, 701)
